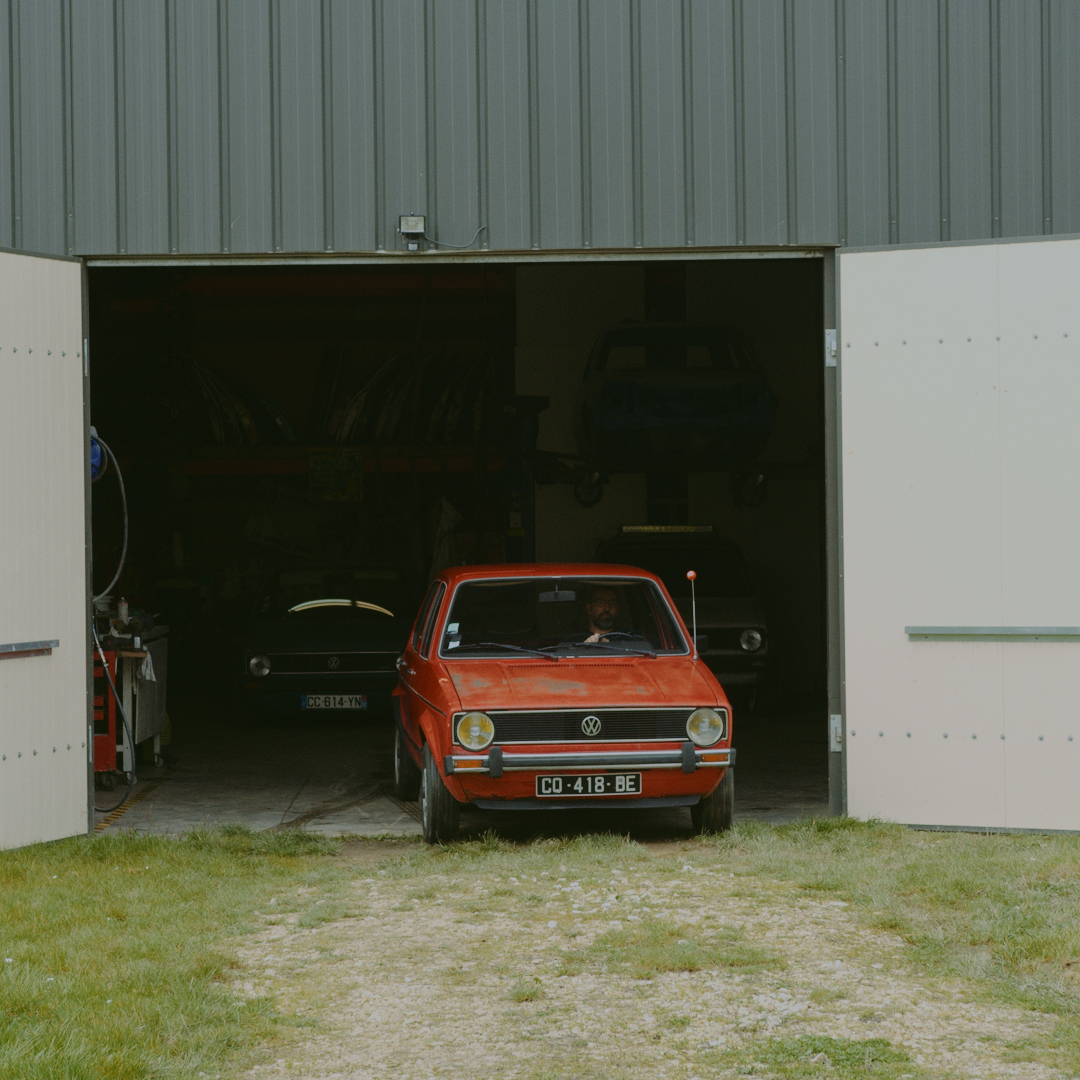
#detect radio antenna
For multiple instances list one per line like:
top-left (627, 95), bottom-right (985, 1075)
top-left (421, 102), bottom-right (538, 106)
top-left (687, 570), bottom-right (698, 660)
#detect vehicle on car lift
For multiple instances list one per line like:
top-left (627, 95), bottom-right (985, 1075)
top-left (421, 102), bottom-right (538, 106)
top-left (392, 564), bottom-right (735, 843)
top-left (595, 527), bottom-right (767, 713)
top-left (577, 323), bottom-right (776, 471)
top-left (238, 564), bottom-right (417, 719)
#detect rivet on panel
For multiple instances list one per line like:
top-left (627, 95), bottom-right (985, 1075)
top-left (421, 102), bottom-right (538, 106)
top-left (52, 747), bottom-right (56, 752)
top-left (17, 752), bottom-right (21, 757)
top-left (846, 342), bottom-right (851, 348)
top-left (47, 350), bottom-right (51, 355)
top-left (996, 335), bottom-right (1001, 341)
top-left (62, 351), bottom-right (66, 356)
top-left (28, 347), bottom-right (32, 354)
top-left (1039, 735), bottom-right (1044, 741)
top-left (943, 732), bottom-right (948, 738)
top-left (971, 734), bottom-right (976, 739)
top-left (1, 755), bottom-right (5, 761)
top-left (33, 749), bottom-right (37, 755)
top-left (938, 339), bottom-right (943, 344)
top-left (874, 341), bottom-right (879, 347)
top-left (1000, 734), bottom-right (1006, 740)
top-left (1034, 334), bottom-right (1038, 339)
top-left (906, 732), bottom-right (911, 738)
top-left (1069, 736), bottom-right (1074, 741)
top-left (850, 730), bottom-right (856, 736)
top-left (67, 744), bottom-right (71, 750)
top-left (967, 337), bottom-right (971, 342)
top-left (76, 352), bottom-right (81, 358)
top-left (878, 730), bottom-right (883, 736)
top-left (81, 742), bottom-right (85, 748)
top-left (902, 340), bottom-right (907, 345)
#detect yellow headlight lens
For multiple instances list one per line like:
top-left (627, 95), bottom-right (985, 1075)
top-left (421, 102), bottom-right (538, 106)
top-left (456, 712), bottom-right (495, 751)
top-left (686, 707), bottom-right (725, 747)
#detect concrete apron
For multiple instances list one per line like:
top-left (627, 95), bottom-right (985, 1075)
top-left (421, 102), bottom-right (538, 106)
top-left (94, 700), bottom-right (828, 838)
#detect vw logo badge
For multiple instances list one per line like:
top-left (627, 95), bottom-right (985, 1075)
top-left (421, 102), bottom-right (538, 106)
top-left (327, 656), bottom-right (340, 670)
top-left (581, 715), bottom-right (602, 737)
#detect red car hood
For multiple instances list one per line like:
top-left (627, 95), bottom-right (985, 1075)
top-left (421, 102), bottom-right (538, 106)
top-left (444, 658), bottom-right (720, 710)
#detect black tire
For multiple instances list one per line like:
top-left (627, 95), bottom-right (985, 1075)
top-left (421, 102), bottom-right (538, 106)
top-left (419, 743), bottom-right (460, 844)
top-left (392, 722), bottom-right (422, 801)
top-left (691, 767), bottom-right (734, 834)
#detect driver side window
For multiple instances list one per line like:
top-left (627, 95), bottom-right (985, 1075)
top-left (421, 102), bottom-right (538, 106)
top-left (411, 582), bottom-right (441, 652)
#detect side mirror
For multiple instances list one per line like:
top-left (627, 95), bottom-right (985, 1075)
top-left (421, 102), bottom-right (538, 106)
top-left (694, 633), bottom-right (709, 653)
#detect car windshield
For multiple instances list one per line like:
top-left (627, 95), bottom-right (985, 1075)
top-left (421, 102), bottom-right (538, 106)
top-left (597, 542), bottom-right (754, 599)
top-left (439, 577), bottom-right (687, 658)
top-left (260, 567), bottom-right (414, 619)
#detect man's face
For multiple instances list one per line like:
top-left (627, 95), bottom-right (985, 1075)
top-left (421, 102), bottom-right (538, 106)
top-left (586, 589), bottom-right (619, 632)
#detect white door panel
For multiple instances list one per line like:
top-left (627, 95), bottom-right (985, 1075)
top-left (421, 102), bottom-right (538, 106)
top-left (0, 251), bottom-right (87, 849)
top-left (840, 238), bottom-right (1080, 830)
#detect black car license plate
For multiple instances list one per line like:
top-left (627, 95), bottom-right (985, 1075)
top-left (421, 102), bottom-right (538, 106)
top-left (536, 773), bottom-right (642, 797)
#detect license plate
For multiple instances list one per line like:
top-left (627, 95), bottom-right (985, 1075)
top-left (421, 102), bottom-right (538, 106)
top-left (536, 773), bottom-right (642, 798)
top-left (301, 694), bottom-right (367, 710)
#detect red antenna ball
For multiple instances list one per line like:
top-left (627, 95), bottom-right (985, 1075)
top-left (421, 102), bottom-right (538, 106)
top-left (686, 570), bottom-right (696, 580)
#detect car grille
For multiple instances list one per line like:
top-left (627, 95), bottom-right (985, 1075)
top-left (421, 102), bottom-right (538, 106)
top-left (701, 628), bottom-right (767, 651)
top-left (485, 708), bottom-right (704, 744)
top-left (266, 652), bottom-right (398, 674)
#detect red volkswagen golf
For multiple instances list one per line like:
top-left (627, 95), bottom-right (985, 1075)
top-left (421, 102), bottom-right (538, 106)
top-left (392, 564), bottom-right (735, 843)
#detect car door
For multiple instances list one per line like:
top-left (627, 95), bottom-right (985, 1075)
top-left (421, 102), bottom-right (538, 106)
top-left (839, 237), bottom-right (1080, 831)
top-left (399, 580), bottom-right (446, 749)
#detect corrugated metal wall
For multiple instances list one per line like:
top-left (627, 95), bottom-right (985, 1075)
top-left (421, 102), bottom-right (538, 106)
top-left (2, 0), bottom-right (1077, 258)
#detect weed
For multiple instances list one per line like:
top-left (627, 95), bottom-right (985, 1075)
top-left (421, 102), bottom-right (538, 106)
top-left (591, 918), bottom-right (782, 979)
top-left (718, 1035), bottom-right (914, 1079)
top-left (509, 978), bottom-right (544, 1002)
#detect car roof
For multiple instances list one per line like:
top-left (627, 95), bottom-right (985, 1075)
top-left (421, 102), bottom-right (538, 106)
top-left (437, 562), bottom-right (667, 587)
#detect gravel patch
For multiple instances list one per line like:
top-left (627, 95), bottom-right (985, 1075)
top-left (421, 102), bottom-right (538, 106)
top-left (236, 851), bottom-right (1064, 1080)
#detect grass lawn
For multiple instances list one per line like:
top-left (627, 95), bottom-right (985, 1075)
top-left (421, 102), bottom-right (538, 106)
top-left (2, 820), bottom-right (1078, 1079)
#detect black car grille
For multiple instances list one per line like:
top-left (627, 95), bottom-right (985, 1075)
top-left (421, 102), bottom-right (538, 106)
top-left (484, 708), bottom-right (707, 744)
top-left (267, 652), bottom-right (398, 674)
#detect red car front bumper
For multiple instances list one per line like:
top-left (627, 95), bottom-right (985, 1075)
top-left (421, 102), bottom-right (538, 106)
top-left (443, 742), bottom-right (734, 807)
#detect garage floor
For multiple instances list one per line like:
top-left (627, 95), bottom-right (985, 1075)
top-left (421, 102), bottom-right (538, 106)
top-left (94, 700), bottom-right (829, 838)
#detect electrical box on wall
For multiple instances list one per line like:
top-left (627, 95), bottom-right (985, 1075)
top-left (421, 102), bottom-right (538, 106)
top-left (399, 216), bottom-right (426, 252)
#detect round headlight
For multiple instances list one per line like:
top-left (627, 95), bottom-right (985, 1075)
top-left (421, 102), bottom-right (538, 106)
top-left (686, 707), bottom-right (725, 747)
top-left (456, 712), bottom-right (495, 751)
top-left (739, 628), bottom-right (763, 652)
top-left (248, 654), bottom-right (271, 677)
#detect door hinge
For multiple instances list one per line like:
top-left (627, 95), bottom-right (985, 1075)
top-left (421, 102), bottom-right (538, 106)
top-left (829, 713), bottom-right (843, 752)
top-left (825, 328), bottom-right (837, 368)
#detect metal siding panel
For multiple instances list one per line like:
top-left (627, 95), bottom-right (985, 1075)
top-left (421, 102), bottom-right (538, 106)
top-left (638, 0), bottom-right (683, 248)
top-left (70, 2), bottom-right (118, 254)
top-left (740, 0), bottom-right (787, 246)
top-left (431, 0), bottom-right (480, 249)
top-left (894, 0), bottom-right (940, 244)
top-left (0, 4), bottom-right (13, 249)
top-left (0, 252), bottom-right (87, 849)
top-left (688, 0), bottom-right (737, 246)
top-left (535, 0), bottom-right (582, 249)
top-left (946, 1), bottom-right (992, 242)
top-left (224, 0), bottom-right (273, 253)
top-left (380, 0), bottom-right (426, 249)
top-left (16, 1), bottom-right (66, 255)
top-left (483, 1), bottom-right (530, 251)
top-left (793, 0), bottom-right (838, 245)
top-left (997, 1), bottom-right (1043, 239)
top-left (842, 0), bottom-right (889, 248)
top-left (122, 2), bottom-right (170, 253)
top-left (328, 0), bottom-right (376, 252)
top-left (174, 0), bottom-right (223, 254)
top-left (587, 0), bottom-right (633, 250)
top-left (1050, 0), bottom-right (1080, 234)
top-left (278, 0), bottom-right (325, 252)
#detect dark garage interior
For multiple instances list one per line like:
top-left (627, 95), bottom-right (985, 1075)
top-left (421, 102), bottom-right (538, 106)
top-left (88, 257), bottom-right (828, 831)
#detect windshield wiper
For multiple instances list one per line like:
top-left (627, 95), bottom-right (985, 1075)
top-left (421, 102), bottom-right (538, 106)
top-left (547, 641), bottom-right (656, 659)
top-left (446, 642), bottom-right (559, 660)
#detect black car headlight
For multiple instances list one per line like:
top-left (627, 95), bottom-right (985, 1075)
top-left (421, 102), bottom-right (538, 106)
top-left (248, 654), bottom-right (271, 677)
top-left (739, 629), bottom-right (763, 652)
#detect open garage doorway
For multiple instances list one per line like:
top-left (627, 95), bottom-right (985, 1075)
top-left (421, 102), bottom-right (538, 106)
top-left (87, 254), bottom-right (828, 835)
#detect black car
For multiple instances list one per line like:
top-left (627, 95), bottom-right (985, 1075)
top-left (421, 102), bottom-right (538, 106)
top-left (595, 528), bottom-right (767, 711)
top-left (237, 564), bottom-right (417, 718)
top-left (578, 323), bottom-right (776, 470)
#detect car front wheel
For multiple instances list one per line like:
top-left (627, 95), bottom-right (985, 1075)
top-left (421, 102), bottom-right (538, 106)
top-left (392, 722), bottom-right (422, 801)
top-left (419, 743), bottom-right (460, 844)
top-left (691, 767), bottom-right (734, 834)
